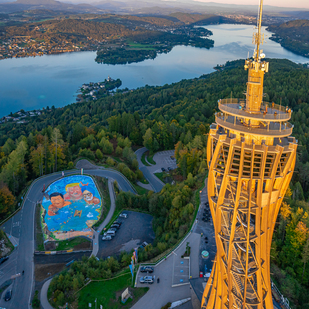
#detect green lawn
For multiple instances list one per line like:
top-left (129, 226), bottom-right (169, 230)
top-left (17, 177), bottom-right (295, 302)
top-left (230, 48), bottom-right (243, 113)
top-left (132, 184), bottom-right (149, 195)
top-left (78, 271), bottom-right (149, 309)
top-left (141, 152), bottom-right (150, 166)
top-left (127, 42), bottom-right (156, 50)
top-left (139, 177), bottom-right (149, 185)
top-left (54, 237), bottom-right (91, 251)
top-left (147, 154), bottom-right (156, 165)
top-left (154, 172), bottom-right (169, 183)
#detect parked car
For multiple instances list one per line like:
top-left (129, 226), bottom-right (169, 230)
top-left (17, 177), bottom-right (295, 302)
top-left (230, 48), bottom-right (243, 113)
top-left (161, 167), bottom-right (166, 172)
top-left (119, 213), bottom-right (128, 218)
top-left (139, 241), bottom-right (148, 249)
top-left (167, 167), bottom-right (172, 171)
top-left (104, 231), bottom-right (115, 237)
top-left (0, 256), bottom-right (9, 265)
top-left (102, 235), bottom-right (112, 240)
top-left (140, 276), bottom-right (153, 284)
top-left (170, 156), bottom-right (175, 160)
top-left (4, 290), bottom-right (12, 301)
top-left (199, 272), bottom-right (203, 278)
top-left (108, 228), bottom-right (117, 232)
top-left (140, 266), bottom-right (154, 273)
top-left (111, 224), bottom-right (120, 229)
top-left (113, 221), bottom-right (122, 226)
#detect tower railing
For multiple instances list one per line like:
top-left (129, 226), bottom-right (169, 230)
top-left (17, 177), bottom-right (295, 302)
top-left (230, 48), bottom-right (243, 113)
top-left (215, 113), bottom-right (293, 137)
top-left (218, 99), bottom-right (291, 121)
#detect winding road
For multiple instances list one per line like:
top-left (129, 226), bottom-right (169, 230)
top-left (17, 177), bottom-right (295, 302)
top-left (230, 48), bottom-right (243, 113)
top-left (135, 147), bottom-right (165, 193)
top-left (0, 166), bottom-right (135, 309)
top-left (0, 151), bottom-right (175, 308)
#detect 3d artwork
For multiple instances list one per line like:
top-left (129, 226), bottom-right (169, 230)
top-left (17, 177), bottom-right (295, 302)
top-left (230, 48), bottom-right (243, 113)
top-left (201, 1), bottom-right (298, 308)
top-left (41, 175), bottom-right (102, 241)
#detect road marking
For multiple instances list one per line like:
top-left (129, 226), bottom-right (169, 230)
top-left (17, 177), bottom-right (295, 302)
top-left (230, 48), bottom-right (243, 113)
top-left (12, 222), bottom-right (20, 227)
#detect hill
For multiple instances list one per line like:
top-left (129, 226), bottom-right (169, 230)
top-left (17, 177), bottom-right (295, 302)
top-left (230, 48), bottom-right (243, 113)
top-left (267, 19), bottom-right (309, 58)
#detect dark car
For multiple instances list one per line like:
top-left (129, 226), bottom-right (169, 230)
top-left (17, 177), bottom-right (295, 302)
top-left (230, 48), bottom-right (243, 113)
top-left (4, 290), bottom-right (12, 301)
top-left (0, 256), bottom-right (9, 265)
top-left (110, 224), bottom-right (120, 229)
top-left (167, 167), bottom-right (172, 171)
top-left (161, 167), bottom-right (166, 172)
top-left (140, 266), bottom-right (154, 273)
top-left (113, 221), bottom-right (122, 226)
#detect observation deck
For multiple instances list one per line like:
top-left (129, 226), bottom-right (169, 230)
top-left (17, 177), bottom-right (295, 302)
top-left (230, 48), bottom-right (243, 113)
top-left (216, 98), bottom-right (293, 137)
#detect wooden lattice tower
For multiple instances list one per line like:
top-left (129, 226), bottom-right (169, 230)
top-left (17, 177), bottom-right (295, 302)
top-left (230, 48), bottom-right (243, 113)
top-left (201, 1), bottom-right (297, 308)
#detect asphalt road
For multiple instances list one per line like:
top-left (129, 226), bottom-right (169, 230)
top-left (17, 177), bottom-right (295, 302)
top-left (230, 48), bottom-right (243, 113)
top-left (0, 168), bottom-right (135, 309)
top-left (135, 147), bottom-right (177, 193)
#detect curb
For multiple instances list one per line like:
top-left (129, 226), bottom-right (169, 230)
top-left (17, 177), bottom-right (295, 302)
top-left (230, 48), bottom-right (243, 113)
top-left (34, 249), bottom-right (92, 255)
top-left (76, 159), bottom-right (137, 194)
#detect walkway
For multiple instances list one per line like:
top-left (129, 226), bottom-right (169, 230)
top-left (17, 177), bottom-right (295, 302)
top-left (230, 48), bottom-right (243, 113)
top-left (91, 178), bottom-right (116, 257)
top-left (40, 279), bottom-right (53, 309)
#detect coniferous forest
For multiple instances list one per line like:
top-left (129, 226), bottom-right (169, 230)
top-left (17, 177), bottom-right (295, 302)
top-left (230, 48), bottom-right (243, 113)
top-left (0, 58), bottom-right (309, 307)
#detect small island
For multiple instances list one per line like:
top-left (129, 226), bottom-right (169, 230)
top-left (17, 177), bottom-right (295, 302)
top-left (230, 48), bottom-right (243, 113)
top-left (96, 27), bottom-right (213, 65)
top-left (77, 77), bottom-right (122, 102)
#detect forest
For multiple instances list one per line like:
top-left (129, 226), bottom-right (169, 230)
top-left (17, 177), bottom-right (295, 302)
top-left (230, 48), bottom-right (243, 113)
top-left (0, 58), bottom-right (308, 307)
top-left (267, 19), bottom-right (309, 58)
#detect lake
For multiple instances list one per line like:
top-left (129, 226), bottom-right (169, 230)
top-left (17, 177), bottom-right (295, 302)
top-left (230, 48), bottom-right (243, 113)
top-left (0, 24), bottom-right (308, 117)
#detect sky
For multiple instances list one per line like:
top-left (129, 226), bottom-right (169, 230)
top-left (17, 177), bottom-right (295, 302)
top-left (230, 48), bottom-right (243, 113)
top-left (194, 0), bottom-right (309, 9)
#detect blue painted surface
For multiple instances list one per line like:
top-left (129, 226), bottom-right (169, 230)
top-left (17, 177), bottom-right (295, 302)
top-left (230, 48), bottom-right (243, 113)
top-left (42, 175), bottom-right (101, 240)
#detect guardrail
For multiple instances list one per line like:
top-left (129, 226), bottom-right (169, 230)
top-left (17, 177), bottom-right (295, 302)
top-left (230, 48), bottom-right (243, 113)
top-left (271, 281), bottom-right (291, 309)
top-left (218, 99), bottom-right (291, 121)
top-left (216, 113), bottom-right (294, 137)
top-left (219, 98), bottom-right (290, 114)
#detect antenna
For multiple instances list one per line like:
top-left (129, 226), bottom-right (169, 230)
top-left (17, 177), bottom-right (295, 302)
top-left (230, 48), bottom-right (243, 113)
top-left (253, 0), bottom-right (264, 61)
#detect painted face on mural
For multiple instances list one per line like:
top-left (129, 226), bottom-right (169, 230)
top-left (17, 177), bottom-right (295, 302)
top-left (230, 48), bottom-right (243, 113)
top-left (67, 185), bottom-right (83, 200)
top-left (82, 190), bottom-right (93, 201)
top-left (50, 195), bottom-right (66, 208)
top-left (48, 192), bottom-right (71, 216)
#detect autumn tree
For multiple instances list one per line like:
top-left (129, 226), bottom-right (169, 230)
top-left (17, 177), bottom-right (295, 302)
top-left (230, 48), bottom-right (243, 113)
top-left (0, 183), bottom-right (15, 217)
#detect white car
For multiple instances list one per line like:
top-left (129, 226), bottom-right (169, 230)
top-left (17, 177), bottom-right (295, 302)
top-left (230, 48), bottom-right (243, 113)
top-left (102, 235), bottom-right (112, 240)
top-left (119, 213), bottom-right (128, 218)
top-left (140, 276), bottom-right (153, 284)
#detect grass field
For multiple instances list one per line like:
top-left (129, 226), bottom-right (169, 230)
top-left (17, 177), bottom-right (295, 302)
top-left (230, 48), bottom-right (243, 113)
top-left (54, 237), bottom-right (91, 251)
top-left (141, 152), bottom-right (150, 166)
top-left (154, 172), bottom-right (169, 183)
top-left (78, 271), bottom-right (149, 309)
top-left (127, 42), bottom-right (156, 50)
top-left (132, 183), bottom-right (149, 195)
top-left (147, 154), bottom-right (156, 165)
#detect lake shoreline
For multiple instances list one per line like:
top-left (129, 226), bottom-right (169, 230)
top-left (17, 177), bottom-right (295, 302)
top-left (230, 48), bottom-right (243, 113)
top-left (0, 24), bottom-right (308, 118)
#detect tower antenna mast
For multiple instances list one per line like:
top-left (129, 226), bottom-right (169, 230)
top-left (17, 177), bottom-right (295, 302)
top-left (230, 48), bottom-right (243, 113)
top-left (254, 0), bottom-right (264, 61)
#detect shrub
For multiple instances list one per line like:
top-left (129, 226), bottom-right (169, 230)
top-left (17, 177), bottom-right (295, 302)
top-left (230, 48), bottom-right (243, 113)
top-left (96, 149), bottom-right (103, 160)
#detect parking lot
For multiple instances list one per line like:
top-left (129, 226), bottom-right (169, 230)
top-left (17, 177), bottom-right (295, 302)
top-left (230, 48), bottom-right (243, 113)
top-left (151, 150), bottom-right (177, 173)
top-left (98, 210), bottom-right (155, 259)
top-left (172, 255), bottom-right (190, 286)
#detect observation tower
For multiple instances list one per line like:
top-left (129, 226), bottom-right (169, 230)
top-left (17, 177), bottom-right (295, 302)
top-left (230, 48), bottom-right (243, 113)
top-left (201, 1), bottom-right (297, 308)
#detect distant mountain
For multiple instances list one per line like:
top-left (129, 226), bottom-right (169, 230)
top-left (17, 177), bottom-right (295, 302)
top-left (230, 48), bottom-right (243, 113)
top-left (15, 0), bottom-right (60, 4)
top-left (0, 0), bottom-right (107, 13)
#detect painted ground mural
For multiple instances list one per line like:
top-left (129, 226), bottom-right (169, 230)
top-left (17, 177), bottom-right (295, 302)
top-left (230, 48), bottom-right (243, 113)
top-left (41, 175), bottom-right (102, 241)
